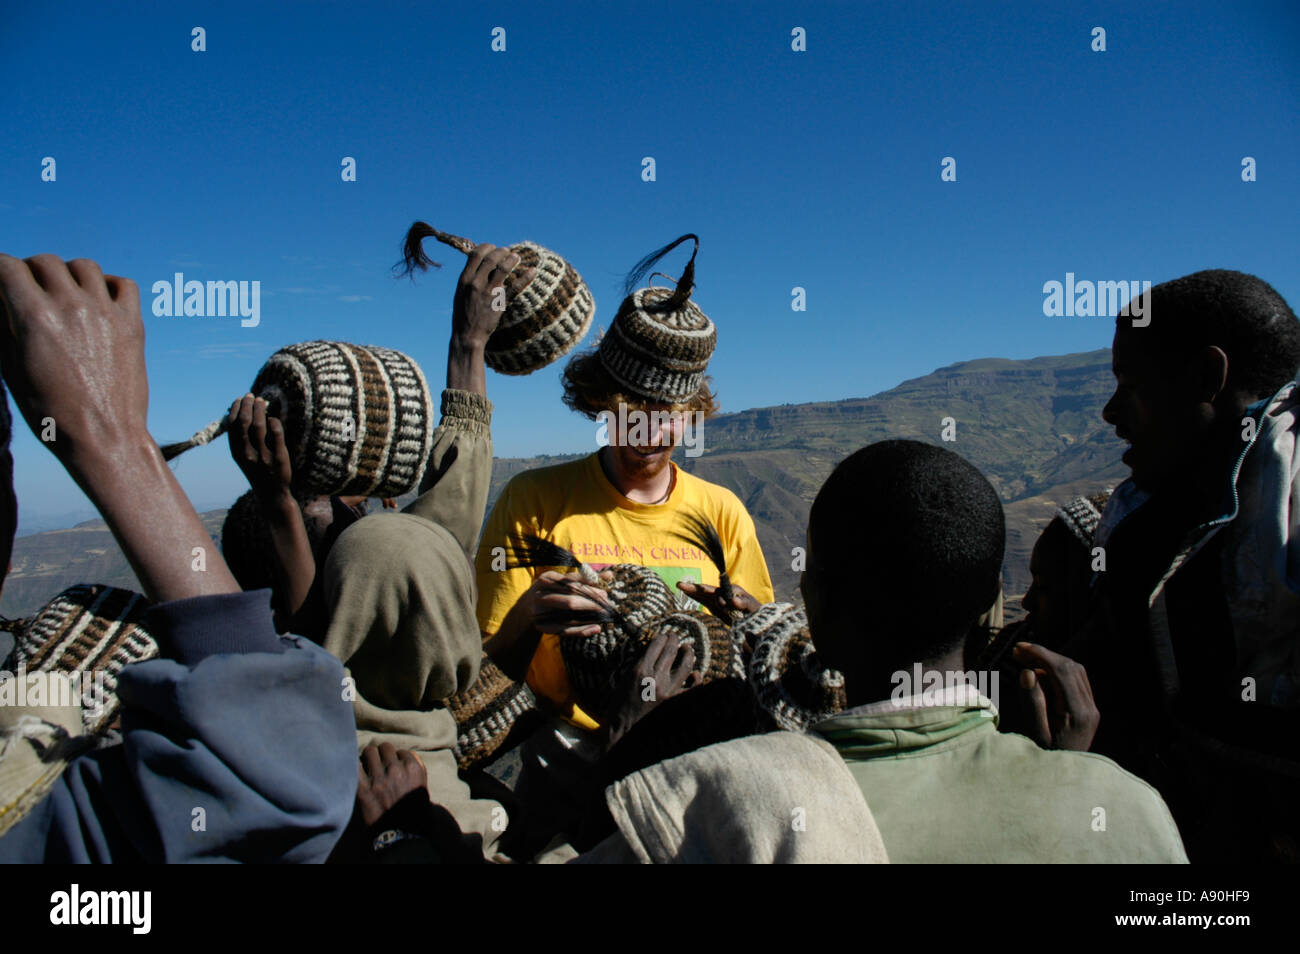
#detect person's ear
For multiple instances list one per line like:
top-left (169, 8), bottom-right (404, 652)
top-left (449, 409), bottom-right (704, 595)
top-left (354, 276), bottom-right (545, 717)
top-left (1192, 345), bottom-right (1229, 405)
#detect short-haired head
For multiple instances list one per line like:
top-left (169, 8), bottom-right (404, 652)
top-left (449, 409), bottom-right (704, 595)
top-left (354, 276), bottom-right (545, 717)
top-left (803, 440), bottom-right (1005, 689)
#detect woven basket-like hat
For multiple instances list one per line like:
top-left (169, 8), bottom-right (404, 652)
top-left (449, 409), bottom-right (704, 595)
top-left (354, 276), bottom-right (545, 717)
top-left (402, 222), bottom-right (595, 375)
top-left (741, 602), bottom-right (846, 731)
top-left (560, 563), bottom-right (678, 718)
top-left (445, 654), bottom-right (542, 771)
top-left (8, 584), bottom-right (158, 738)
top-left (162, 341), bottom-right (436, 499)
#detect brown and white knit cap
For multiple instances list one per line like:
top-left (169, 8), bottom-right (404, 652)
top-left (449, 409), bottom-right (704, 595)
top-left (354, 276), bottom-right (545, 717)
top-left (162, 341), bottom-right (436, 499)
top-left (598, 287), bottom-right (716, 406)
top-left (741, 603), bottom-right (847, 732)
top-left (8, 584), bottom-right (158, 738)
top-left (401, 223), bottom-right (595, 375)
top-left (1054, 491), bottom-right (1112, 549)
top-left (445, 654), bottom-right (541, 771)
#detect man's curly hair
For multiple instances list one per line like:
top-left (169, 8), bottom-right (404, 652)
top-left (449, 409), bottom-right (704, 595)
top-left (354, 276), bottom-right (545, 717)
top-left (561, 348), bottom-right (720, 420)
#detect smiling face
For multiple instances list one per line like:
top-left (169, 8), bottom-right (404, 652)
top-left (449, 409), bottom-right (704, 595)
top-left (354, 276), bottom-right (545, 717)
top-left (606, 403), bottom-right (685, 480)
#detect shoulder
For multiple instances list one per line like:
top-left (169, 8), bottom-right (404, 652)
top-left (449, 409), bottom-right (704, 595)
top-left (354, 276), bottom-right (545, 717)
top-left (677, 467), bottom-right (748, 517)
top-left (493, 456), bottom-right (591, 508)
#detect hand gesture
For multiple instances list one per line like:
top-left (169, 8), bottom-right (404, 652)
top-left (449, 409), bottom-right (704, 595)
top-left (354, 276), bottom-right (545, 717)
top-left (1011, 642), bottom-right (1100, 751)
top-left (356, 742), bottom-right (428, 827)
top-left (451, 244), bottom-right (537, 347)
top-left (676, 579), bottom-right (760, 621)
top-left (227, 394), bottom-right (293, 501)
top-left (606, 630), bottom-right (697, 747)
top-left (0, 255), bottom-right (147, 459)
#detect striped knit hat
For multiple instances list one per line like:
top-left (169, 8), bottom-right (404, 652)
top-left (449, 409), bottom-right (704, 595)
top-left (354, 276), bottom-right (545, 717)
top-left (1054, 491), bottom-right (1112, 548)
top-left (741, 603), bottom-right (847, 732)
top-left (599, 235), bottom-right (715, 405)
top-left (560, 563), bottom-right (679, 718)
top-left (8, 584), bottom-right (158, 738)
top-left (401, 223), bottom-right (595, 375)
top-left (162, 341), bottom-right (436, 498)
top-left (642, 610), bottom-right (747, 687)
top-left (445, 654), bottom-right (542, 770)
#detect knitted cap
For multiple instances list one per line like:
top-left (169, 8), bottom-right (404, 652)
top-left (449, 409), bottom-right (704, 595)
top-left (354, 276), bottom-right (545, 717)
top-left (9, 584), bottom-right (158, 737)
top-left (445, 654), bottom-right (542, 771)
top-left (598, 287), bottom-right (716, 405)
top-left (741, 603), bottom-right (846, 731)
top-left (642, 610), bottom-right (746, 687)
top-left (1054, 491), bottom-right (1112, 549)
top-left (560, 563), bottom-right (678, 718)
top-left (163, 341), bottom-right (436, 499)
top-left (401, 223), bottom-right (595, 375)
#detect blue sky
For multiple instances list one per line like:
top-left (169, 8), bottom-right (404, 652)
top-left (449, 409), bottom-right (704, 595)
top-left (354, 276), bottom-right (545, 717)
top-left (3, 0), bottom-right (1297, 531)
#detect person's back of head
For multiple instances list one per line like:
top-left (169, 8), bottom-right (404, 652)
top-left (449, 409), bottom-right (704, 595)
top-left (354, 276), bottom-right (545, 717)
top-left (1118, 270), bottom-right (1300, 402)
top-left (802, 439), bottom-right (1005, 706)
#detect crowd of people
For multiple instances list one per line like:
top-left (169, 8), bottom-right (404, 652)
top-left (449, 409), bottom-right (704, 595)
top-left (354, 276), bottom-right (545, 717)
top-left (0, 234), bottom-right (1296, 864)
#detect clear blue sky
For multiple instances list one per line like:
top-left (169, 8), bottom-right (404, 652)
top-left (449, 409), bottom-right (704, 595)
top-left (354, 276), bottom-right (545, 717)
top-left (3, 0), bottom-right (1297, 531)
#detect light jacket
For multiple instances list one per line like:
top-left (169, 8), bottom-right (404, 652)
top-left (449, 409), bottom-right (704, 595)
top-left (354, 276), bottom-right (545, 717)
top-left (1095, 381), bottom-right (1300, 708)
top-left (813, 685), bottom-right (1188, 863)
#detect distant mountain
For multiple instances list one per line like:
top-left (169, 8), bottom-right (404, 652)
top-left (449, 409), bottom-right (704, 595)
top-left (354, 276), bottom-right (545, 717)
top-left (0, 349), bottom-right (1125, 621)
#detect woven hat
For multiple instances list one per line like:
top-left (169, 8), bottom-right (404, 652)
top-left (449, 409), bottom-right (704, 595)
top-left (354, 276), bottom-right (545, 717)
top-left (1054, 491), bottom-right (1112, 549)
top-left (8, 584), bottom-right (158, 738)
top-left (161, 341), bottom-right (436, 498)
top-left (598, 234), bottom-right (716, 405)
top-left (401, 222), bottom-right (595, 375)
top-left (221, 490), bottom-right (277, 592)
top-left (641, 610), bottom-right (746, 687)
top-left (560, 563), bottom-right (679, 718)
top-left (741, 603), bottom-right (846, 731)
top-left (445, 654), bottom-right (542, 771)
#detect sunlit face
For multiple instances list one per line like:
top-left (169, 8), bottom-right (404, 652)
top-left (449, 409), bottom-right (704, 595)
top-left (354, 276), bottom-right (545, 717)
top-left (607, 403), bottom-right (684, 479)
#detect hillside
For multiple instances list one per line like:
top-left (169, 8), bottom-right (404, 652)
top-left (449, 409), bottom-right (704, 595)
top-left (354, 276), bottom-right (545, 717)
top-left (0, 349), bottom-right (1124, 621)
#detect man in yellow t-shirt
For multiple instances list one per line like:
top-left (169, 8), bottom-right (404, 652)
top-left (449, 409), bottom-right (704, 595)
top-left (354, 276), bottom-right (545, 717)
top-left (475, 235), bottom-right (774, 731)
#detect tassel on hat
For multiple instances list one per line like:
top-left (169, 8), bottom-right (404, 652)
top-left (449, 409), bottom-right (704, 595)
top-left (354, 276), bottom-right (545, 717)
top-left (400, 222), bottom-right (595, 375)
top-left (598, 234), bottom-right (716, 406)
top-left (160, 341), bottom-right (436, 499)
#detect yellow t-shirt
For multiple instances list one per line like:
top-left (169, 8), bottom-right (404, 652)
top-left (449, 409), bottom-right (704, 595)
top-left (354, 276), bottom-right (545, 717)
top-left (475, 452), bottom-right (775, 729)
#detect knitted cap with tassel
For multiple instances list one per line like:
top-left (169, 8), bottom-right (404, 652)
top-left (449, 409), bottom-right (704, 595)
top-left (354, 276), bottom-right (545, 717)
top-left (400, 222), bottom-right (595, 375)
top-left (160, 341), bottom-right (435, 499)
top-left (599, 234), bottom-right (716, 406)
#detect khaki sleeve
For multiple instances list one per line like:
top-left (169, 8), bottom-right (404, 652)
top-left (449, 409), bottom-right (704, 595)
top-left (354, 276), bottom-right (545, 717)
top-left (402, 389), bottom-right (493, 556)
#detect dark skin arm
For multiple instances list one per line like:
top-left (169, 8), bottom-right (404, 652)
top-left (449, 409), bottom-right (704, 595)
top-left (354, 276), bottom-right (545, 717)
top-left (227, 393), bottom-right (315, 626)
top-left (602, 630), bottom-right (696, 749)
top-left (0, 254), bottom-right (239, 601)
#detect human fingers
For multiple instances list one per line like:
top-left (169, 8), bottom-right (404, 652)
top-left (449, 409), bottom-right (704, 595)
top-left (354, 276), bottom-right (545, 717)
top-left (377, 741), bottom-right (400, 770)
top-left (1019, 667), bottom-right (1051, 748)
top-left (66, 258), bottom-right (109, 301)
top-left (361, 743), bottom-right (384, 780)
top-left (249, 398), bottom-right (270, 464)
top-left (23, 253), bottom-right (77, 296)
top-left (396, 748), bottom-right (427, 785)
